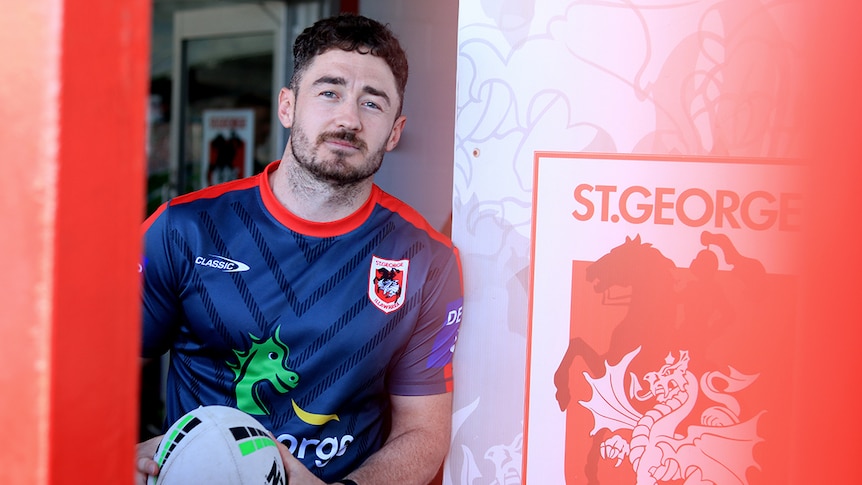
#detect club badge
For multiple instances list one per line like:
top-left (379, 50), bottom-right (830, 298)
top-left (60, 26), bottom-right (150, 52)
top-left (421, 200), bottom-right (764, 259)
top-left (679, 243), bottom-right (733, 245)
top-left (368, 256), bottom-right (409, 313)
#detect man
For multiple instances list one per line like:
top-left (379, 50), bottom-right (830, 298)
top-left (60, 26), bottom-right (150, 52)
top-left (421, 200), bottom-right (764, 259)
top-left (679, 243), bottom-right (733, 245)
top-left (136, 14), bottom-right (463, 485)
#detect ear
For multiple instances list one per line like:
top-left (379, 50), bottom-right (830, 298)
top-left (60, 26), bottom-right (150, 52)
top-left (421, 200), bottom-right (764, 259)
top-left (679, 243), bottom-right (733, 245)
top-left (385, 115), bottom-right (407, 152)
top-left (277, 87), bottom-right (295, 129)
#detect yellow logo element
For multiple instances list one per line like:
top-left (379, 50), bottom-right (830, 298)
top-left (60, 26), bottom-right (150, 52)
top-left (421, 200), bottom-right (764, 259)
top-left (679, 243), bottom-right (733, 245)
top-left (292, 399), bottom-right (340, 426)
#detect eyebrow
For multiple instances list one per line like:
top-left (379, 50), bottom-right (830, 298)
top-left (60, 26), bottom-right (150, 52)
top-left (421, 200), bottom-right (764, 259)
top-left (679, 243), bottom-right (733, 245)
top-left (312, 76), bottom-right (392, 107)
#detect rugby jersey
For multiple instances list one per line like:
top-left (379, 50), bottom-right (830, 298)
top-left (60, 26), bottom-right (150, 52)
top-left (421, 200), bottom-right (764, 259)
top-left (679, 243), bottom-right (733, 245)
top-left (141, 161), bottom-right (463, 480)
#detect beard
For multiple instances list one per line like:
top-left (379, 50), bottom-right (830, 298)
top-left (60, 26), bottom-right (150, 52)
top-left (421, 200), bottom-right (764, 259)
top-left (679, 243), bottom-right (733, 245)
top-left (289, 125), bottom-right (386, 187)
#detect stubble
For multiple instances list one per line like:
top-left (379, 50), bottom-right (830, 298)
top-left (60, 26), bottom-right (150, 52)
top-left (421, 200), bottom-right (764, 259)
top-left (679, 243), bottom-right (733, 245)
top-left (289, 125), bottom-right (386, 188)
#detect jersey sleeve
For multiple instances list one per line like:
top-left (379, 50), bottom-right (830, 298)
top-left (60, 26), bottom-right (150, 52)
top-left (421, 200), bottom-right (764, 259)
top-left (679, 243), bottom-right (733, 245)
top-left (387, 245), bottom-right (464, 396)
top-left (140, 203), bottom-right (183, 358)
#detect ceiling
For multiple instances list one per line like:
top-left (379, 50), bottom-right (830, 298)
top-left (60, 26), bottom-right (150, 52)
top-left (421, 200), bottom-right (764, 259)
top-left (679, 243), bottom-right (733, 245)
top-left (149, 1), bottom-right (342, 77)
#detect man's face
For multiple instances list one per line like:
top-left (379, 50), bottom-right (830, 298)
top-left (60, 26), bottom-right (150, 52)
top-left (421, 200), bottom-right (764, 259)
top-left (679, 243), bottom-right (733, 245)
top-left (278, 49), bottom-right (406, 186)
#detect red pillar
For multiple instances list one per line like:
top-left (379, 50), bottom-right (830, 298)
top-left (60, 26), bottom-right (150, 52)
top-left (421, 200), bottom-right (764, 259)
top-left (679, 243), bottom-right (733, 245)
top-left (0, 0), bottom-right (150, 483)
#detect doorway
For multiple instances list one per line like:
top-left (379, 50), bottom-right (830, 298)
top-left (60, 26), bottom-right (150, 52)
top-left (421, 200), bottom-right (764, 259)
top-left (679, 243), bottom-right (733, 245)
top-left (141, 1), bottom-right (336, 439)
top-left (170, 2), bottom-right (287, 196)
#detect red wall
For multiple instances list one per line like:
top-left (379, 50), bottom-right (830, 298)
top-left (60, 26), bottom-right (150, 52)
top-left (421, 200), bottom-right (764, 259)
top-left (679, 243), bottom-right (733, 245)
top-left (0, 0), bottom-right (149, 483)
top-left (797, 3), bottom-right (862, 482)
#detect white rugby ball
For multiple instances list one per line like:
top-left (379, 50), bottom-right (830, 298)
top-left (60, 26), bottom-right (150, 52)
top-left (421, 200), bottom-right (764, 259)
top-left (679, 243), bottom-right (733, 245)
top-left (148, 405), bottom-right (286, 485)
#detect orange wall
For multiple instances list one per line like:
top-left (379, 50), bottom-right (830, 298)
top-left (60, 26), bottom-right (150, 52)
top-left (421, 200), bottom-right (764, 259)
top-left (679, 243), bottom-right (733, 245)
top-left (0, 0), bottom-right (149, 483)
top-left (796, 3), bottom-right (862, 482)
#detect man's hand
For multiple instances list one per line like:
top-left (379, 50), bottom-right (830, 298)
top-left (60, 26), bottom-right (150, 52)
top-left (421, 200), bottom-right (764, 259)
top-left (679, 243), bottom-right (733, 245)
top-left (269, 392), bottom-right (451, 485)
top-left (135, 435), bottom-right (162, 485)
top-left (344, 393), bottom-right (452, 485)
top-left (273, 439), bottom-right (327, 485)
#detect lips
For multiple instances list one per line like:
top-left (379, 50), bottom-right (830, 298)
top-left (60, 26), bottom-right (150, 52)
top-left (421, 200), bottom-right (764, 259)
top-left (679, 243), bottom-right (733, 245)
top-left (319, 131), bottom-right (366, 152)
top-left (325, 137), bottom-right (358, 150)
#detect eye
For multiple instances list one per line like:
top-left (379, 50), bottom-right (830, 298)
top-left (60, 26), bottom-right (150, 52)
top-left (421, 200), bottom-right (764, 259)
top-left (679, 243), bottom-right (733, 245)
top-left (362, 100), bottom-right (381, 111)
top-left (268, 352), bottom-right (279, 360)
top-left (320, 90), bottom-right (337, 99)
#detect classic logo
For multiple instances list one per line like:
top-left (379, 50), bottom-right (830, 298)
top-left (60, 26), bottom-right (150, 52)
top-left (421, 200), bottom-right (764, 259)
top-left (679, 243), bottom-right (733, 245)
top-left (195, 254), bottom-right (250, 272)
top-left (368, 256), bottom-right (409, 313)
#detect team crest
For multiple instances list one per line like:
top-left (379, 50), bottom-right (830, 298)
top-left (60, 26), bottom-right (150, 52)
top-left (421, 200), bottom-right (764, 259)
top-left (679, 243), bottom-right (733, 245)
top-left (368, 256), bottom-right (409, 313)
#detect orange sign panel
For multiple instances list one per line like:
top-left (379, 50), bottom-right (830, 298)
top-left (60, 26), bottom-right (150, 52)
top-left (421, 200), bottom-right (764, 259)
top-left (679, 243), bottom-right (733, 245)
top-left (525, 153), bottom-right (803, 484)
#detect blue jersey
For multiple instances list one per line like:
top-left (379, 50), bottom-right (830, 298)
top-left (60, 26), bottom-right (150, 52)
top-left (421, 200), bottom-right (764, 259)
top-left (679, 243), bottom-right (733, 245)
top-left (141, 161), bottom-right (463, 480)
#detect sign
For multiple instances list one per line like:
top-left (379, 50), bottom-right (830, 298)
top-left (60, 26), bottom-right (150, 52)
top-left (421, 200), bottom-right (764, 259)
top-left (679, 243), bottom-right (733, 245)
top-left (524, 152), bottom-right (803, 484)
top-left (202, 109), bottom-right (255, 187)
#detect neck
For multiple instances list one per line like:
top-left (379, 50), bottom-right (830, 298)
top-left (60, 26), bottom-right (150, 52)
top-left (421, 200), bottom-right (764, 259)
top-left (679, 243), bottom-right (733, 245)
top-left (269, 157), bottom-right (373, 223)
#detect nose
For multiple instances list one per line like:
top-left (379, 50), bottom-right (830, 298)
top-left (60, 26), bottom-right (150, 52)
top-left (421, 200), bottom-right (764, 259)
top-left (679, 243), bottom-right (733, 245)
top-left (333, 99), bottom-right (362, 131)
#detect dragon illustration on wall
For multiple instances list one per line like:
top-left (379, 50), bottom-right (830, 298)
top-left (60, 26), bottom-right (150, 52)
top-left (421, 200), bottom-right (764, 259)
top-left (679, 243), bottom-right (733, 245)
top-left (580, 347), bottom-right (764, 485)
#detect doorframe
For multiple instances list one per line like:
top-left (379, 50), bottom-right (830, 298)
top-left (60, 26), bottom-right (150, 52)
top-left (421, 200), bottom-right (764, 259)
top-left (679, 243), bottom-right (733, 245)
top-left (169, 1), bottom-right (288, 197)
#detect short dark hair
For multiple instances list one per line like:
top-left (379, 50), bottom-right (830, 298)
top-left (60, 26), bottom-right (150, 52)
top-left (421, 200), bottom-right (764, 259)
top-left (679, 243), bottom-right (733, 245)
top-left (290, 14), bottom-right (409, 113)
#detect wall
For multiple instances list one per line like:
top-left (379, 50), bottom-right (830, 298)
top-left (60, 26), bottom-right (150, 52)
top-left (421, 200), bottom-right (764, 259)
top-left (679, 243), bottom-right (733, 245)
top-left (446, 1), bottom-right (861, 484)
top-left (360, 0), bottom-right (460, 233)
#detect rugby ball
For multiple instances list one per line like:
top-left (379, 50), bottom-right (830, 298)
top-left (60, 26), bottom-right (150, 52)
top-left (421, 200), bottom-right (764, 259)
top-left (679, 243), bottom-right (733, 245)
top-left (148, 405), bottom-right (286, 485)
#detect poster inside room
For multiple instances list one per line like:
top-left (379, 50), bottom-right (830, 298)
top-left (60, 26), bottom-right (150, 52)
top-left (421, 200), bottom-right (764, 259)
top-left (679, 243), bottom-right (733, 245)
top-left (202, 109), bottom-right (254, 187)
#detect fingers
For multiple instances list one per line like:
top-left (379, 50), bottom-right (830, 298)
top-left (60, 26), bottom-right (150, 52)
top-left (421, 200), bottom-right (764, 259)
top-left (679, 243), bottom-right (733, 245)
top-left (135, 457), bottom-right (159, 484)
top-left (273, 438), bottom-right (295, 467)
top-left (272, 438), bottom-right (327, 485)
top-left (135, 435), bottom-right (163, 485)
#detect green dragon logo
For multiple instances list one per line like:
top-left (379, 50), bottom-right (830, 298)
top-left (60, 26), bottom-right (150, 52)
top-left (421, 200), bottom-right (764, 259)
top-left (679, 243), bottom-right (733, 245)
top-left (227, 326), bottom-right (300, 415)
